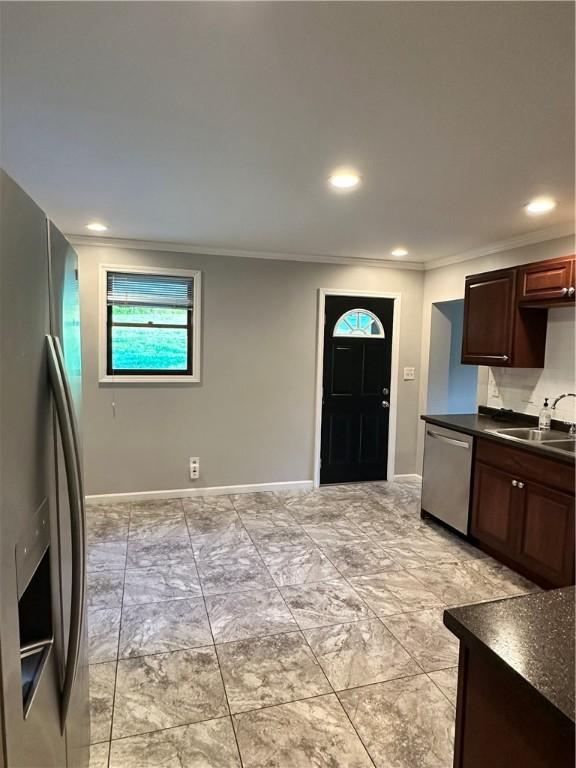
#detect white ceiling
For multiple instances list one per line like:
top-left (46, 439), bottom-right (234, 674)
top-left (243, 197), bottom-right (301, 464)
top-left (1, 1), bottom-right (574, 265)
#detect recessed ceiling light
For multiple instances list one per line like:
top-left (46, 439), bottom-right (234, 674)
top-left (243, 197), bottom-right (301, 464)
top-left (525, 197), bottom-right (557, 215)
top-left (86, 221), bottom-right (108, 232)
top-left (328, 169), bottom-right (362, 191)
top-left (391, 247), bottom-right (409, 257)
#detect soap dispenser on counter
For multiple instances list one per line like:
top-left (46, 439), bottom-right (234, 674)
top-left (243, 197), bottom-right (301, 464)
top-left (539, 398), bottom-right (552, 430)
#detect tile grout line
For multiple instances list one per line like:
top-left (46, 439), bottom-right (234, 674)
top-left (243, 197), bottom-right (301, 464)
top-left (275, 488), bottom-right (402, 767)
top-left (101, 714), bottom-right (232, 747)
top-left (184, 495), bottom-right (246, 768)
top-left (103, 502), bottom-right (131, 768)
top-left (228, 495), bottom-right (359, 757)
top-left (373, 614), bottom-right (429, 676)
top-left (325, 494), bottom-right (457, 757)
top-left (296, 612), bottom-right (380, 768)
top-left (425, 671), bottom-right (458, 709)
top-left (105, 498), bottom-right (243, 763)
top-left (228, 498), bottom-right (307, 646)
top-left (232, 496), bottom-right (378, 768)
top-left (86, 506), bottom-right (130, 768)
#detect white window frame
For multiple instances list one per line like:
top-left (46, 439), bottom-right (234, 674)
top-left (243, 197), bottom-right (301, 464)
top-left (98, 264), bottom-right (202, 384)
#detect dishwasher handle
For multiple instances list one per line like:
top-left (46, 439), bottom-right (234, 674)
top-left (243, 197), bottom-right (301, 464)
top-left (426, 429), bottom-right (471, 449)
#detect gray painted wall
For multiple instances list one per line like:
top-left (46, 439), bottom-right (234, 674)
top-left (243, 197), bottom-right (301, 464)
top-left (78, 246), bottom-right (424, 494)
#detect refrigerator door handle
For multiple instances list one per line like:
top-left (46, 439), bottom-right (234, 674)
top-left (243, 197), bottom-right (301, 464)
top-left (46, 335), bottom-right (86, 731)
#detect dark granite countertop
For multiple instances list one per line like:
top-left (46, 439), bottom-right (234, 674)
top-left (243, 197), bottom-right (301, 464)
top-left (444, 588), bottom-right (575, 725)
top-left (421, 411), bottom-right (575, 464)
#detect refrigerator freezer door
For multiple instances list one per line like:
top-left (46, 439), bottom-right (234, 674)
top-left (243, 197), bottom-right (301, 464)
top-left (48, 222), bottom-right (82, 418)
top-left (46, 338), bottom-right (86, 724)
top-left (0, 171), bottom-right (68, 766)
top-left (48, 222), bottom-right (90, 768)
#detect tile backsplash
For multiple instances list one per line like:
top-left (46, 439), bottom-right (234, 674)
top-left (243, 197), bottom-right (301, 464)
top-left (483, 308), bottom-right (576, 424)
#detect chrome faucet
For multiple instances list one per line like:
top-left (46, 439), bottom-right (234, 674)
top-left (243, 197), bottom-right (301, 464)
top-left (551, 393), bottom-right (576, 436)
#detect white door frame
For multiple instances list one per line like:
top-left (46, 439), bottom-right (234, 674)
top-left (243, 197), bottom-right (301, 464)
top-left (313, 288), bottom-right (402, 488)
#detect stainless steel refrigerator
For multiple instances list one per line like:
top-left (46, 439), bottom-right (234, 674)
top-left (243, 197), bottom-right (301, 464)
top-left (0, 170), bottom-right (90, 767)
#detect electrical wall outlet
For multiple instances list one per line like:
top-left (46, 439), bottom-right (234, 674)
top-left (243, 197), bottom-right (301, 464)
top-left (189, 457), bottom-right (200, 480)
top-left (403, 367), bottom-right (415, 381)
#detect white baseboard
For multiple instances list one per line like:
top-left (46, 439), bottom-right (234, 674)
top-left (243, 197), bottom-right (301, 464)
top-left (86, 479), bottom-right (314, 504)
top-left (393, 473), bottom-right (422, 482)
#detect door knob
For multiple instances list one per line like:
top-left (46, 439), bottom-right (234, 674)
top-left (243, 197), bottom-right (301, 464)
top-left (382, 387), bottom-right (389, 395)
top-left (382, 401), bottom-right (390, 408)
top-left (512, 479), bottom-right (518, 487)
top-left (517, 481), bottom-right (525, 489)
top-left (568, 287), bottom-right (575, 297)
top-left (561, 287), bottom-right (568, 295)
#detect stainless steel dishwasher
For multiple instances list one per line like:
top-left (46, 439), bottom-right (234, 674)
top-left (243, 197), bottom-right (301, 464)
top-left (421, 424), bottom-right (473, 534)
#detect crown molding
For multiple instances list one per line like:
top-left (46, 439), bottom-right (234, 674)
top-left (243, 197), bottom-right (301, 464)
top-left (424, 223), bottom-right (575, 271)
top-left (67, 222), bottom-right (575, 274)
top-left (67, 234), bottom-right (425, 271)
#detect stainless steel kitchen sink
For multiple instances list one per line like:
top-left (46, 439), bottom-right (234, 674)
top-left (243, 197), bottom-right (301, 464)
top-left (487, 427), bottom-right (571, 443)
top-left (546, 440), bottom-right (576, 453)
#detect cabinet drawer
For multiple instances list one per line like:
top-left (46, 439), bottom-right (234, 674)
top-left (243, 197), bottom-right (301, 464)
top-left (476, 437), bottom-right (575, 494)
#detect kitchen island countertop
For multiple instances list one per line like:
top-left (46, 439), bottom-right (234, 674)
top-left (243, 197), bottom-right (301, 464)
top-left (444, 587), bottom-right (575, 725)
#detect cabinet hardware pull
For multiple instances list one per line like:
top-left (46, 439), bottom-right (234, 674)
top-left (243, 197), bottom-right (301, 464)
top-left (512, 479), bottom-right (518, 487)
top-left (568, 287), bottom-right (575, 297)
top-left (426, 430), bottom-right (470, 449)
top-left (517, 481), bottom-right (525, 489)
top-left (477, 355), bottom-right (509, 361)
top-left (561, 287), bottom-right (568, 295)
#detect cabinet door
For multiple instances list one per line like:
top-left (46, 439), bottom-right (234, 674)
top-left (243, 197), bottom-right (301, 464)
top-left (462, 269), bottom-right (515, 365)
top-left (471, 461), bottom-right (518, 556)
top-left (518, 258), bottom-right (575, 304)
top-left (516, 481), bottom-right (575, 588)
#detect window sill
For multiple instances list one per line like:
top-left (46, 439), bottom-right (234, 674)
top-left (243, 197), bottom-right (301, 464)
top-left (99, 375), bottom-right (200, 384)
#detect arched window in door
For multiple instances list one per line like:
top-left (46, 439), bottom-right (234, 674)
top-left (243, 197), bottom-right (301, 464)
top-left (333, 309), bottom-right (385, 338)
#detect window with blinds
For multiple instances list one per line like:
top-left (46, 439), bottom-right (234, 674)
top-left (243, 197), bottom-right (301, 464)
top-left (105, 269), bottom-right (199, 377)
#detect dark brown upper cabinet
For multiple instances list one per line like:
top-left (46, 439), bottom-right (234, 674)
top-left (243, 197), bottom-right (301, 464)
top-left (518, 256), bottom-right (575, 306)
top-left (462, 268), bottom-right (547, 367)
top-left (461, 254), bottom-right (574, 367)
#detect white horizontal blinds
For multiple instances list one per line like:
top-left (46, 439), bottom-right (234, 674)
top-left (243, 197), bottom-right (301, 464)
top-left (107, 272), bottom-right (194, 309)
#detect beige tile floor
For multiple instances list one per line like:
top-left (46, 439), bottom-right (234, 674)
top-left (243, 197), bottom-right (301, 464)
top-left (86, 478), bottom-right (538, 768)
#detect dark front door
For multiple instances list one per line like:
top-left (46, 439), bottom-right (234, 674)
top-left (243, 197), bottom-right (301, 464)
top-left (320, 296), bottom-right (394, 485)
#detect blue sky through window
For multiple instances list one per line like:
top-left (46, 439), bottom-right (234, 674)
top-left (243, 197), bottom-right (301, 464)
top-left (334, 309), bottom-right (385, 338)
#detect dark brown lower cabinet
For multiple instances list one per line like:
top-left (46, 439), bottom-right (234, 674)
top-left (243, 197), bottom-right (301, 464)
top-left (453, 644), bottom-right (575, 768)
top-left (470, 461), bottom-right (517, 556)
top-left (516, 480), bottom-right (575, 587)
top-left (471, 439), bottom-right (575, 588)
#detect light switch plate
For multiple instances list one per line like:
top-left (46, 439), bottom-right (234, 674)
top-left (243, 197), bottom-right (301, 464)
top-left (403, 367), bottom-right (415, 381)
